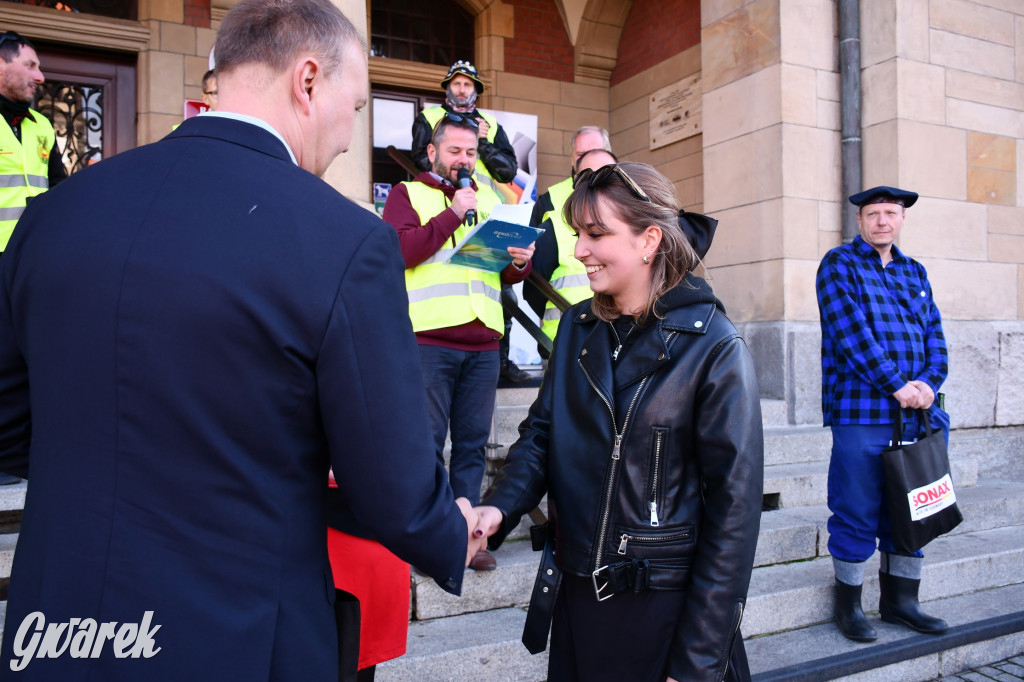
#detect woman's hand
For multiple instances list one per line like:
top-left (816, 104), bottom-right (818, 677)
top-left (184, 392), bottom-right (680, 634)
top-left (455, 497), bottom-right (486, 565)
top-left (472, 505), bottom-right (504, 539)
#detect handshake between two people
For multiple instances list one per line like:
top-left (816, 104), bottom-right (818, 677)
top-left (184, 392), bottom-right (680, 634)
top-left (454, 500), bottom-right (506, 567)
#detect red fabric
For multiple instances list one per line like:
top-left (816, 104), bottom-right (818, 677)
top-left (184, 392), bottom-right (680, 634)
top-left (327, 528), bottom-right (411, 669)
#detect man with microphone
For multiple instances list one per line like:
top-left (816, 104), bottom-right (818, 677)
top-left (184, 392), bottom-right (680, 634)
top-left (383, 114), bottom-right (535, 571)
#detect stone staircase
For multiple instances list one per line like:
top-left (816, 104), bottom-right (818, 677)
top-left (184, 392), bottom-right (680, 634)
top-left (376, 384), bottom-right (1024, 682)
top-left (0, 385), bottom-right (1021, 681)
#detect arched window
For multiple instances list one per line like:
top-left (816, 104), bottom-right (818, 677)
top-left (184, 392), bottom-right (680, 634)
top-left (370, 0), bottom-right (473, 67)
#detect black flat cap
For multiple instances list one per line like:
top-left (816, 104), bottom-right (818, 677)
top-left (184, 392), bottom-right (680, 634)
top-left (849, 185), bottom-right (918, 208)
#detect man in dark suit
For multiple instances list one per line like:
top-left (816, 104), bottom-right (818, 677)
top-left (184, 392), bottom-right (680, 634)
top-left (0, 1), bottom-right (482, 679)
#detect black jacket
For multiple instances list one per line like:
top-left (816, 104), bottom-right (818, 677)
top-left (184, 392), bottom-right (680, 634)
top-left (410, 104), bottom-right (518, 182)
top-left (483, 276), bottom-right (764, 681)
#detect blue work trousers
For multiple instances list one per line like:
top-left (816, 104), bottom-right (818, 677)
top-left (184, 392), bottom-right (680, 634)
top-left (417, 345), bottom-right (499, 505)
top-left (827, 411), bottom-right (949, 562)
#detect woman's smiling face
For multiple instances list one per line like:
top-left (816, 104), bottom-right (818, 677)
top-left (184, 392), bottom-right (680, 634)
top-left (573, 195), bottom-right (659, 315)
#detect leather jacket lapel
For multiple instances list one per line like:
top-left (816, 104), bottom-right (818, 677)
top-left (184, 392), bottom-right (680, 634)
top-left (575, 309), bottom-right (614, 408)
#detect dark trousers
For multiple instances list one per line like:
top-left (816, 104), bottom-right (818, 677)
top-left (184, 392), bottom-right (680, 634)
top-left (335, 590), bottom-right (375, 682)
top-left (417, 345), bottom-right (499, 504)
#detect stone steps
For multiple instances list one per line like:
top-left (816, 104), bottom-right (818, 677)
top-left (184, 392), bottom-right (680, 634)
top-left (381, 523), bottom-right (1024, 681)
top-left (744, 524), bottom-right (1024, 638)
top-left (763, 456), bottom-right (977, 509)
top-left (747, 581), bottom-right (1024, 681)
top-left (407, 478), bottom-right (1024, 623)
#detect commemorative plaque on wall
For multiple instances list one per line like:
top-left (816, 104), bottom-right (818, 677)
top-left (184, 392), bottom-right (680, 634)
top-left (649, 74), bottom-right (702, 151)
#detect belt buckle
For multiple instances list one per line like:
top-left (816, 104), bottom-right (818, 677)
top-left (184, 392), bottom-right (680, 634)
top-left (591, 565), bottom-right (615, 602)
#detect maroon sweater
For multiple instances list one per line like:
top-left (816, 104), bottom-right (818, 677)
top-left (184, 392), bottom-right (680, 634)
top-left (382, 172), bottom-right (531, 351)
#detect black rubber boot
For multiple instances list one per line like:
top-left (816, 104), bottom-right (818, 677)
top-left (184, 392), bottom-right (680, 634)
top-left (878, 572), bottom-right (948, 634)
top-left (834, 580), bottom-right (877, 642)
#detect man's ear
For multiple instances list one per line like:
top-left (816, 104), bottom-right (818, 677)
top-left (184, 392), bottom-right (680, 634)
top-left (291, 57), bottom-right (320, 115)
top-left (427, 142), bottom-right (437, 167)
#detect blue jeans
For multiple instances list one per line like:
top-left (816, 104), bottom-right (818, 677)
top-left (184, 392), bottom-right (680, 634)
top-left (827, 410), bottom-right (949, 562)
top-left (417, 345), bottom-right (499, 505)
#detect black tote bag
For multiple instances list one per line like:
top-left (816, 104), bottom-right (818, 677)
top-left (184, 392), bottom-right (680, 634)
top-left (881, 409), bottom-right (963, 554)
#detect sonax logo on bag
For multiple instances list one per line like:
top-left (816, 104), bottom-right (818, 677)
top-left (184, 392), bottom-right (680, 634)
top-left (9, 611), bottom-right (162, 671)
top-left (907, 474), bottom-right (956, 522)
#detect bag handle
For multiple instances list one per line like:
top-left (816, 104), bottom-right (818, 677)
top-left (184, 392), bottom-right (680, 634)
top-left (891, 407), bottom-right (933, 445)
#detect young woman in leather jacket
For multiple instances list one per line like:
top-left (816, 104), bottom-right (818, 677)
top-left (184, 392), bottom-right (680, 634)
top-left (475, 162), bottom-right (764, 682)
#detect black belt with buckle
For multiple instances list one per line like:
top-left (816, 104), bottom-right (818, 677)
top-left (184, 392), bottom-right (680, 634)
top-left (591, 558), bottom-right (651, 601)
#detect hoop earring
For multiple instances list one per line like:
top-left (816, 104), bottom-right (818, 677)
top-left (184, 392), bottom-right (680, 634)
top-left (643, 255), bottom-right (650, 265)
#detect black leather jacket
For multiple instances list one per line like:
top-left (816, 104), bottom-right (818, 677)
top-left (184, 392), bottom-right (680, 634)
top-left (484, 276), bottom-right (764, 681)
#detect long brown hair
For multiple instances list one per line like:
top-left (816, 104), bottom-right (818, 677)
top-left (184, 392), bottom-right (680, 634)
top-left (565, 162), bottom-right (700, 324)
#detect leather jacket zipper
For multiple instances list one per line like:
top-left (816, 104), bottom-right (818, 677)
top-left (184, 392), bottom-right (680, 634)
top-left (617, 528), bottom-right (693, 554)
top-left (578, 356), bottom-right (649, 577)
top-left (649, 429), bottom-right (665, 526)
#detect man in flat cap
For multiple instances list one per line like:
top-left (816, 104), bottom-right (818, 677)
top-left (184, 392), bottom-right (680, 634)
top-left (816, 186), bottom-right (950, 643)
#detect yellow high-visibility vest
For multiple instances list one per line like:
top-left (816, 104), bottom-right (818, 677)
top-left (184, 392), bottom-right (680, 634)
top-left (403, 180), bottom-right (505, 335)
top-left (540, 177), bottom-right (591, 340)
top-left (0, 111), bottom-right (55, 250)
top-left (422, 107), bottom-right (504, 195)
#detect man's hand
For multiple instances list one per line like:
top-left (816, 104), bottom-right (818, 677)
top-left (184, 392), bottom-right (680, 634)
top-left (456, 497), bottom-right (486, 565)
top-left (909, 380), bottom-right (935, 409)
top-left (892, 382), bottom-right (922, 409)
top-left (508, 241), bottom-right (536, 268)
top-left (477, 118), bottom-right (490, 138)
top-left (450, 186), bottom-right (477, 222)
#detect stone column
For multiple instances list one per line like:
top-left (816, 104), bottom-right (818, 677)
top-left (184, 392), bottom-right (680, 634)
top-left (699, 0), bottom-right (840, 425)
top-left (321, 0), bottom-right (372, 204)
top-left (859, 0), bottom-right (1024, 430)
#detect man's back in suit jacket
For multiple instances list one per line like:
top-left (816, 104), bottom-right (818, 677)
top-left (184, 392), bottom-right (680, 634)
top-left (0, 65), bottom-right (469, 682)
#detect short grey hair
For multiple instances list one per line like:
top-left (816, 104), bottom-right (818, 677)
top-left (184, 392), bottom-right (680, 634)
top-left (214, 0), bottom-right (363, 78)
top-left (571, 126), bottom-right (611, 153)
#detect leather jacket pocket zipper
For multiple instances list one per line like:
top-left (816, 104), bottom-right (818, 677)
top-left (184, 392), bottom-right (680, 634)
top-left (617, 528), bottom-right (694, 555)
top-left (647, 427), bottom-right (668, 526)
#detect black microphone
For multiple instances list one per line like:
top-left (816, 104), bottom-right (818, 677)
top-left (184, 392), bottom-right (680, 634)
top-left (456, 167), bottom-right (475, 225)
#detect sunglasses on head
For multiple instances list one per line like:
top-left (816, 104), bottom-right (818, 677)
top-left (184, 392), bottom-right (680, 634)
top-left (0, 32), bottom-right (24, 49)
top-left (573, 164), bottom-right (651, 204)
top-left (430, 112), bottom-right (480, 144)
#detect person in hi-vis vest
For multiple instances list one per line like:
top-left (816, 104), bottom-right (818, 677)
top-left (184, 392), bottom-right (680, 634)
top-left (383, 113), bottom-right (535, 572)
top-left (0, 30), bottom-right (64, 487)
top-left (524, 126), bottom-right (613, 350)
top-left (0, 31), bottom-right (65, 258)
top-left (410, 60), bottom-right (517, 192)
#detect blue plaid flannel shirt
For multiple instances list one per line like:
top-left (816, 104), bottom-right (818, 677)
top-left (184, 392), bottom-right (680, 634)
top-left (816, 236), bottom-right (947, 426)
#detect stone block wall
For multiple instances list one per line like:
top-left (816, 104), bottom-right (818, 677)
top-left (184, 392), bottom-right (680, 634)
top-left (860, 0), bottom-right (1024, 323)
top-left (700, 0), bottom-right (841, 325)
top-left (608, 46), bottom-right (705, 211)
top-left (137, 0), bottom-right (214, 146)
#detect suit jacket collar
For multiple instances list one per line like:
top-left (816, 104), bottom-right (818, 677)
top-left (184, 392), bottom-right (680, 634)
top-left (167, 115), bottom-right (295, 166)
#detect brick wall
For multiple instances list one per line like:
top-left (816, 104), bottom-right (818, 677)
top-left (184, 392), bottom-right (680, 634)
top-left (183, 0), bottom-right (210, 29)
top-left (611, 0), bottom-right (700, 86)
top-left (502, 0), bottom-right (573, 83)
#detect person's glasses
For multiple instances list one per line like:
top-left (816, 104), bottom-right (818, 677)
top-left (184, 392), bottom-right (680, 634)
top-left (431, 112), bottom-right (479, 142)
top-left (0, 32), bottom-right (24, 49)
top-left (573, 164), bottom-right (651, 203)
